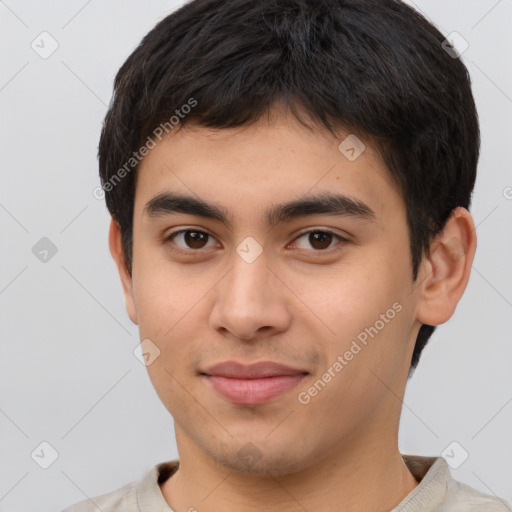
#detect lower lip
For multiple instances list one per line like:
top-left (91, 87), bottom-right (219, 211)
top-left (204, 374), bottom-right (307, 405)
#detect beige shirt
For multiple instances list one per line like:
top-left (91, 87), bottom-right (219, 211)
top-left (62, 454), bottom-right (511, 511)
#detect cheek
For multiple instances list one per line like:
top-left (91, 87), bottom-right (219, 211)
top-left (291, 257), bottom-right (399, 329)
top-left (130, 260), bottom-right (217, 382)
top-left (293, 251), bottom-right (411, 367)
top-left (131, 241), bottom-right (200, 336)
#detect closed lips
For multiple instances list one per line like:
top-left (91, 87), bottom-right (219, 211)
top-left (201, 361), bottom-right (309, 379)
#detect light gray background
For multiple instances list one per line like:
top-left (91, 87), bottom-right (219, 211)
top-left (0, 1), bottom-right (511, 511)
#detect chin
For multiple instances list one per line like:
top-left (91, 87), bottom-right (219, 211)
top-left (205, 440), bottom-right (309, 477)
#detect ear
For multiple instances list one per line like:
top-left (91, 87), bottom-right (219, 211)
top-left (415, 207), bottom-right (477, 326)
top-left (108, 218), bottom-right (138, 325)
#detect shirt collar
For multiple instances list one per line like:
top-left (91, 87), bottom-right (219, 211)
top-left (393, 455), bottom-right (450, 510)
top-left (136, 455), bottom-right (449, 511)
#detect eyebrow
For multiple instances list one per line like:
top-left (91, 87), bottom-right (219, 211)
top-left (143, 191), bottom-right (376, 228)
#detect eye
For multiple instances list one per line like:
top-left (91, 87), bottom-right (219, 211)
top-left (164, 229), bottom-right (218, 252)
top-left (290, 230), bottom-right (347, 251)
top-left (163, 228), bottom-right (348, 255)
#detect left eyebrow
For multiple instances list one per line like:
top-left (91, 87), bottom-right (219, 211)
top-left (143, 191), bottom-right (377, 228)
top-left (266, 192), bottom-right (376, 227)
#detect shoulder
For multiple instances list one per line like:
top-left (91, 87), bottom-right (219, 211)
top-left (61, 480), bottom-right (137, 512)
top-left (61, 461), bottom-right (178, 512)
top-left (398, 454), bottom-right (511, 512)
top-left (441, 478), bottom-right (512, 511)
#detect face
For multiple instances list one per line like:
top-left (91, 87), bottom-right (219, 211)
top-left (124, 109), bottom-right (423, 476)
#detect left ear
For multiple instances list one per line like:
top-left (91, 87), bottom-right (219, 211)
top-left (415, 207), bottom-right (477, 326)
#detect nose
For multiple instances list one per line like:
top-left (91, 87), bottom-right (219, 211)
top-left (209, 248), bottom-right (292, 342)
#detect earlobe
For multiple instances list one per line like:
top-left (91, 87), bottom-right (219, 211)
top-left (108, 218), bottom-right (138, 325)
top-left (415, 207), bottom-right (477, 326)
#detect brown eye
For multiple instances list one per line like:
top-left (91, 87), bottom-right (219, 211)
top-left (308, 232), bottom-right (333, 250)
top-left (166, 229), bottom-right (216, 251)
top-left (183, 231), bottom-right (209, 249)
top-left (291, 230), bottom-right (347, 252)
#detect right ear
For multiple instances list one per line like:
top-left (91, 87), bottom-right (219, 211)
top-left (108, 218), bottom-right (138, 324)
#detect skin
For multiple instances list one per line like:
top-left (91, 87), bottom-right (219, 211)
top-left (109, 106), bottom-right (477, 512)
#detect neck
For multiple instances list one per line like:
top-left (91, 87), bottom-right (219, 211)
top-left (160, 425), bottom-right (418, 512)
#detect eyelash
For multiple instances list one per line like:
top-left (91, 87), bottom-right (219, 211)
top-left (162, 228), bottom-right (348, 255)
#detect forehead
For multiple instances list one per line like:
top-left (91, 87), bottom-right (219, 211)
top-left (134, 114), bottom-right (403, 227)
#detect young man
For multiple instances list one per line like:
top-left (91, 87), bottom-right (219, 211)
top-left (64, 0), bottom-right (510, 510)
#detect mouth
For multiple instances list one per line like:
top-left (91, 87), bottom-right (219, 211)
top-left (200, 361), bottom-right (309, 406)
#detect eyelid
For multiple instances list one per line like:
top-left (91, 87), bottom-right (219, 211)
top-left (292, 226), bottom-right (351, 241)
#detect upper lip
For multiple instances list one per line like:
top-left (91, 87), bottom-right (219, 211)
top-left (201, 361), bottom-right (308, 379)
